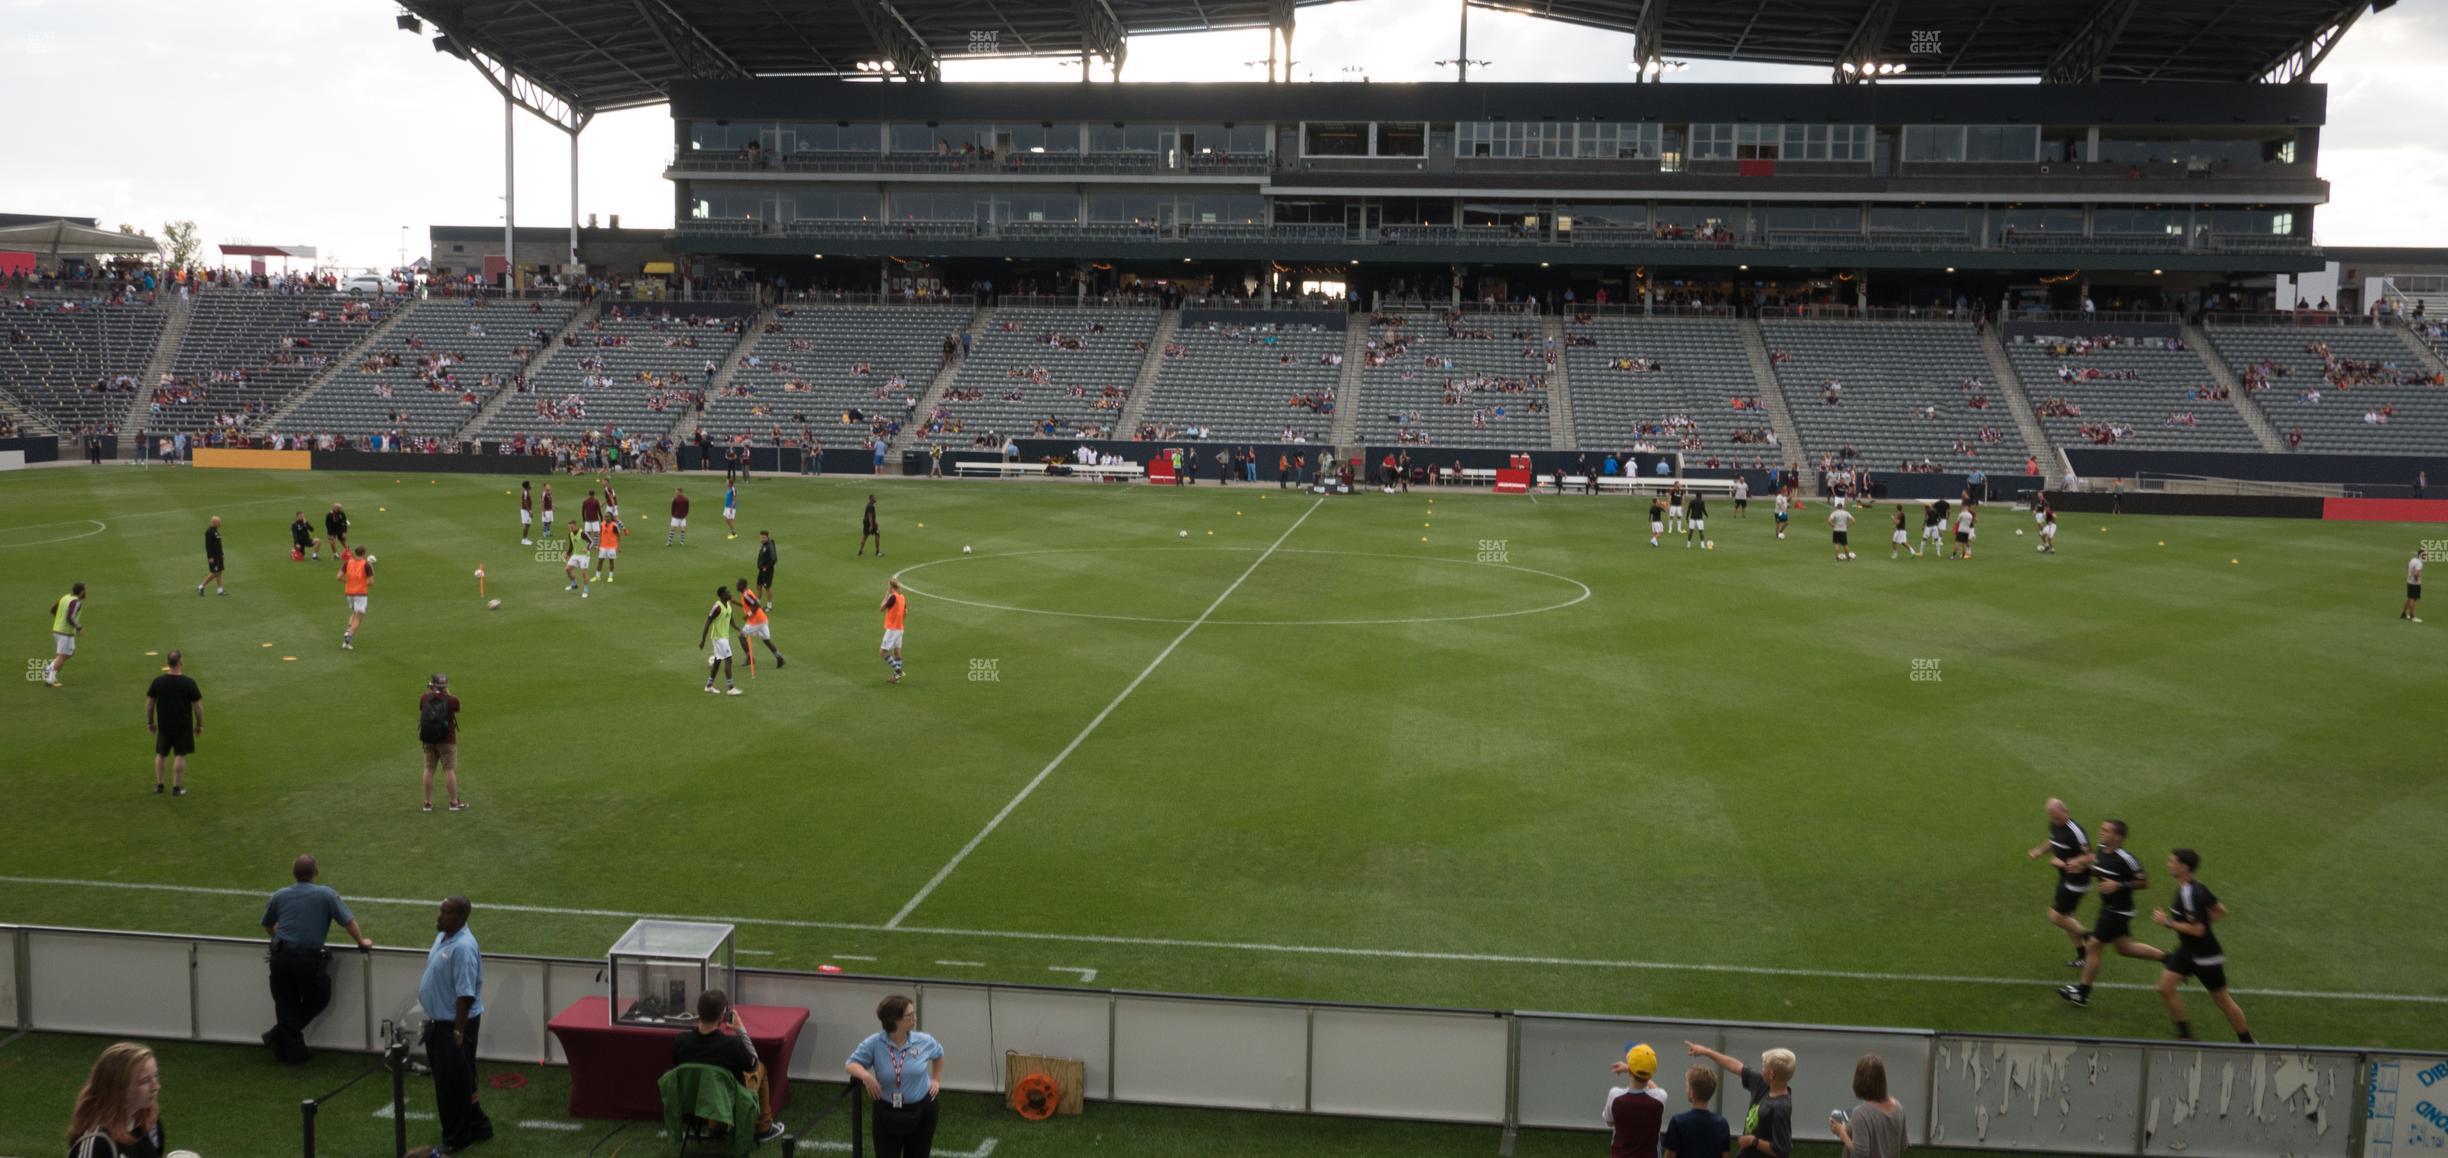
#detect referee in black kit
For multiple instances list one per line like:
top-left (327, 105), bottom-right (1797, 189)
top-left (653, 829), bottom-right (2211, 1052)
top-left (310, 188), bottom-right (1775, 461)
top-left (197, 516), bottom-right (227, 596)
top-left (261, 854), bottom-right (373, 1065)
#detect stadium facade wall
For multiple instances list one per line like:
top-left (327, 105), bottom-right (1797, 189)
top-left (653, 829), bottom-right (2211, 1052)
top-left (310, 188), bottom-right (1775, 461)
top-left (0, 436), bottom-right (60, 463)
top-left (1998, 320), bottom-right (2183, 341)
top-left (2067, 449), bottom-right (2447, 494)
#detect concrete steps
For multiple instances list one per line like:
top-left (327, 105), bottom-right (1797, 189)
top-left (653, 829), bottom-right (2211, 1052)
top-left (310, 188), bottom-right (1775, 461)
top-left (2185, 323), bottom-right (2286, 453)
top-left (1978, 326), bottom-right (2063, 475)
top-left (1543, 315), bottom-right (1577, 448)
top-left (1112, 307), bottom-right (1178, 438)
top-left (1738, 318), bottom-right (1809, 483)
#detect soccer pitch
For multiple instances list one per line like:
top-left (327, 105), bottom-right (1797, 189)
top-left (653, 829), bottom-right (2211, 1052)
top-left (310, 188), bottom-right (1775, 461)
top-left (4, 464), bottom-right (2443, 1065)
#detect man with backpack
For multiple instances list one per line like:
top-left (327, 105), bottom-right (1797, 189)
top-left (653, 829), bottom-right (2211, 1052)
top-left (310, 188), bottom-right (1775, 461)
top-left (418, 674), bottom-right (465, 813)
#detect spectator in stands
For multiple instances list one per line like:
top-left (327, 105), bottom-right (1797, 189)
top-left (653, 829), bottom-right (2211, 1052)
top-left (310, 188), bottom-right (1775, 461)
top-left (67, 1042), bottom-right (167, 1158)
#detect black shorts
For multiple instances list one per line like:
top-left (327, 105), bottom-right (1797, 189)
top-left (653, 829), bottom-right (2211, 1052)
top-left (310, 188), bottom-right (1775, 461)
top-left (757, 569), bottom-right (775, 587)
top-left (1734, 498), bottom-right (1747, 510)
top-left (208, 557), bottom-right (224, 574)
top-left (1955, 530), bottom-right (1971, 544)
top-left (1832, 530), bottom-right (1849, 545)
top-left (2164, 951), bottom-right (2230, 992)
top-left (154, 731), bottom-right (195, 757)
top-left (2086, 909), bottom-right (2135, 944)
top-left (2411, 584), bottom-right (2423, 601)
top-left (2051, 881), bottom-right (2091, 916)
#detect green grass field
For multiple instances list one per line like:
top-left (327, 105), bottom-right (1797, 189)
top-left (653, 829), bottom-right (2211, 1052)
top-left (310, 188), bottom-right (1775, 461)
top-left (3, 463), bottom-right (2443, 1154)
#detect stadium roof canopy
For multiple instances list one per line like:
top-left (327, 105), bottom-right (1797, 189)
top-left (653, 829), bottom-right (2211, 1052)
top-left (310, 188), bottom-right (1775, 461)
top-left (395, 0), bottom-right (2386, 120)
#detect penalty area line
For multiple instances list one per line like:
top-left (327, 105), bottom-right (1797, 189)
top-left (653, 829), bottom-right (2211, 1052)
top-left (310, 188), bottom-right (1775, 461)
top-left (3, 875), bottom-right (2441, 1006)
top-left (881, 496), bottom-right (1325, 929)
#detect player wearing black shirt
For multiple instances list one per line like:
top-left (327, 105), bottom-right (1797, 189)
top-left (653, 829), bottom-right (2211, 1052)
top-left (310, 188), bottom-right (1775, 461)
top-left (2026, 798), bottom-right (2094, 967)
top-left (1921, 499), bottom-right (1947, 557)
top-left (858, 494), bottom-right (883, 557)
top-left (322, 503), bottom-right (350, 557)
top-left (1685, 494), bottom-right (1711, 549)
top-left (755, 531), bottom-right (779, 604)
top-left (2152, 848), bottom-right (2253, 1042)
top-left (291, 512), bottom-right (316, 561)
top-left (197, 517), bottom-right (227, 596)
top-left (2058, 819), bottom-right (2163, 1006)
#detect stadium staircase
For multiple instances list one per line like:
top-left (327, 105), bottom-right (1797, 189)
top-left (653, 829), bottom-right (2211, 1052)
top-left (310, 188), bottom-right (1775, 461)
top-left (1542, 315), bottom-right (1578, 448)
top-left (0, 389), bottom-right (47, 437)
top-left (451, 299), bottom-right (599, 444)
top-left (121, 298), bottom-right (193, 442)
top-left (259, 300), bottom-right (420, 434)
top-left (1737, 318), bottom-right (1810, 483)
top-left (1978, 327), bottom-right (2065, 475)
top-left (1329, 321), bottom-right (1365, 446)
top-left (2184, 323), bottom-right (2287, 453)
top-left (2392, 322), bottom-right (2448, 379)
top-left (1111, 308), bottom-right (1178, 439)
top-left (887, 301), bottom-right (993, 461)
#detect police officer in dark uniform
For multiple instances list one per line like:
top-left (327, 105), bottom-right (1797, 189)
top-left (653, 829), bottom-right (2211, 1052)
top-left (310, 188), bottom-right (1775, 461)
top-left (262, 854), bottom-right (372, 1064)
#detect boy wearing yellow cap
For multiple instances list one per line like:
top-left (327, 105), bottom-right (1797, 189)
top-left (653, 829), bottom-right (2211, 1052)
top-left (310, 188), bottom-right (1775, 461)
top-left (1605, 1042), bottom-right (1669, 1158)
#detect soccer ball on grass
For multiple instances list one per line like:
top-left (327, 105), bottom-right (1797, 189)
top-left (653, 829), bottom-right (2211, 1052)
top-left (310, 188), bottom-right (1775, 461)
top-left (486, 599), bottom-right (502, 610)
top-left (1178, 530), bottom-right (1188, 538)
top-left (962, 545), bottom-right (973, 554)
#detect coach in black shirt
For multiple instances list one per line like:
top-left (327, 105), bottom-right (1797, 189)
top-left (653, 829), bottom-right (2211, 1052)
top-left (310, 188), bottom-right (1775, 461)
top-left (673, 989), bottom-right (781, 1142)
top-left (756, 532), bottom-right (779, 604)
top-left (146, 651), bottom-right (203, 796)
top-left (198, 516), bottom-right (227, 596)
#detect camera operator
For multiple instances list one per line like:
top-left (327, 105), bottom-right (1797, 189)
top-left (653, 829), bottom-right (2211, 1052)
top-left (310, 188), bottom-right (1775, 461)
top-left (261, 854), bottom-right (372, 1065)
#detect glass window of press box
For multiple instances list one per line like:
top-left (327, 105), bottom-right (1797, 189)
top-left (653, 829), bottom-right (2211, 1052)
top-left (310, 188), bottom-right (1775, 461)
top-left (1687, 125), bottom-right (1871, 162)
top-left (1654, 204), bottom-right (1748, 235)
top-left (1170, 124), bottom-right (1270, 156)
top-left (1996, 206), bottom-right (2085, 236)
top-left (688, 121), bottom-right (761, 152)
top-left (891, 189), bottom-right (984, 220)
top-left (1459, 122), bottom-right (1664, 160)
top-left (2091, 206), bottom-right (2185, 235)
top-left (1183, 195), bottom-right (1264, 225)
top-left (995, 124), bottom-right (1078, 154)
top-left (772, 123), bottom-right (882, 153)
top-left (1300, 122), bottom-right (1372, 157)
top-left (1868, 206), bottom-right (1973, 234)
top-left (1087, 193), bottom-right (1168, 224)
top-left (2095, 133), bottom-right (2298, 167)
top-left (888, 123), bottom-right (993, 153)
top-left (1902, 125), bottom-right (2040, 162)
top-left (992, 192), bottom-right (1079, 222)
top-left (690, 189), bottom-right (880, 222)
top-left (1550, 203), bottom-right (1648, 230)
top-left (2194, 208), bottom-right (2296, 236)
top-left (1089, 123), bottom-right (1162, 153)
top-left (1763, 205), bottom-right (1863, 232)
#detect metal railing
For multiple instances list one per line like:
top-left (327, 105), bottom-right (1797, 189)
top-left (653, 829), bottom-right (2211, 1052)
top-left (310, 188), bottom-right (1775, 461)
top-left (2203, 310), bottom-right (2385, 328)
top-left (1758, 305), bottom-right (1972, 323)
top-left (2135, 472), bottom-right (2343, 497)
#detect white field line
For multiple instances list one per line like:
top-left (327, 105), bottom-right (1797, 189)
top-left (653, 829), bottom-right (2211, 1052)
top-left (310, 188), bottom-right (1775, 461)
top-left (882, 497), bottom-right (1326, 928)
top-left (5, 874), bottom-right (2442, 1006)
top-left (797, 1138), bottom-right (998, 1157)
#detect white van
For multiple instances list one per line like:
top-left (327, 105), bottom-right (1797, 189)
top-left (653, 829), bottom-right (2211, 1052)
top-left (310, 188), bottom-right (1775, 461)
top-left (338, 275), bottom-right (389, 296)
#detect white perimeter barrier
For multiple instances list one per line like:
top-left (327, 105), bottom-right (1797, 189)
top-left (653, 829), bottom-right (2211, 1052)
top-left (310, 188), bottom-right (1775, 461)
top-left (3, 924), bottom-right (2431, 1155)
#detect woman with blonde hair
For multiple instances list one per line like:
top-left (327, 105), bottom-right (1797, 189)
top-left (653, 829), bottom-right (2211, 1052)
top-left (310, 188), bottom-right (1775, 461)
top-left (67, 1042), bottom-right (167, 1158)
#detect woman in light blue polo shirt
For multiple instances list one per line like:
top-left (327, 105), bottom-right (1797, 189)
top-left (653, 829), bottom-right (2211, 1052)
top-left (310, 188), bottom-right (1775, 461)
top-left (845, 994), bottom-right (943, 1158)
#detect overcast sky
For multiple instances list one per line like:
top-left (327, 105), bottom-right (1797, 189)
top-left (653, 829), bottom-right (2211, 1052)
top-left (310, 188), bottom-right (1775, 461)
top-left (2, 0), bottom-right (2439, 270)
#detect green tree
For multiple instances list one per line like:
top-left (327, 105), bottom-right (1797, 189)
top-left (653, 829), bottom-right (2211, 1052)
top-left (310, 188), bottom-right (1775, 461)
top-left (162, 219), bottom-right (201, 271)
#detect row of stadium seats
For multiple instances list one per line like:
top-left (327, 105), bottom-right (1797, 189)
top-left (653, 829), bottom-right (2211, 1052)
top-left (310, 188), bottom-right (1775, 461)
top-left (473, 307), bottom-right (756, 445)
top-left (1562, 317), bottom-right (1768, 459)
top-left (1760, 321), bottom-right (2019, 472)
top-left (928, 308), bottom-right (1156, 440)
top-left (709, 304), bottom-right (970, 449)
top-left (161, 292), bottom-right (391, 433)
top-left (2005, 333), bottom-right (2258, 452)
top-left (0, 300), bottom-right (163, 433)
top-left (1136, 320), bottom-right (1341, 443)
top-left (2204, 326), bottom-right (2448, 454)
top-left (277, 300), bottom-right (580, 440)
top-left (1354, 311), bottom-right (1552, 449)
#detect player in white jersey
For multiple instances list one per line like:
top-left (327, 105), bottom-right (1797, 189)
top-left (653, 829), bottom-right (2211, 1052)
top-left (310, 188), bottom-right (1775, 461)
top-left (1731, 476), bottom-right (1750, 518)
top-left (1889, 508), bottom-right (1915, 559)
top-left (1828, 504), bottom-right (1856, 561)
top-left (2038, 510), bottom-right (2059, 553)
top-left (1952, 505), bottom-right (1977, 560)
top-left (1772, 492), bottom-right (1791, 540)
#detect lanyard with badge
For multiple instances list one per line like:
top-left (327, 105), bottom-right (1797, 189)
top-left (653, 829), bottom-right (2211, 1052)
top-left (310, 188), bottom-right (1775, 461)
top-left (888, 1039), bottom-right (908, 1108)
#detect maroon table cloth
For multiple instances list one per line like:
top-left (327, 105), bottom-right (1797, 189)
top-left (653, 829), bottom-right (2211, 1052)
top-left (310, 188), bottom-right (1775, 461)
top-left (547, 996), bottom-right (810, 1120)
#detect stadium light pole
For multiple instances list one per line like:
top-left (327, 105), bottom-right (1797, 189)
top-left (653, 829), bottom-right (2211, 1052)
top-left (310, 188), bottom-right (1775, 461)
top-left (502, 87), bottom-right (516, 294)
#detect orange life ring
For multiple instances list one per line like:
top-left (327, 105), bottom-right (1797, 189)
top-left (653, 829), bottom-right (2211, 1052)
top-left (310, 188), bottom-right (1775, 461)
top-left (1011, 1072), bottom-right (1062, 1121)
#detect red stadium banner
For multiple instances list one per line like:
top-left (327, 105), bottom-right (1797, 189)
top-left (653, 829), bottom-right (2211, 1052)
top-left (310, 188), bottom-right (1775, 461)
top-left (1738, 159), bottom-right (1778, 177)
top-left (0, 251), bottom-right (32, 277)
top-left (2321, 498), bottom-right (2448, 523)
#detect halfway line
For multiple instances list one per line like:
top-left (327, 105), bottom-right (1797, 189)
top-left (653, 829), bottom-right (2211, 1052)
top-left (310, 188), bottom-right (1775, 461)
top-left (2, 875), bottom-right (2439, 1005)
top-left (883, 498), bottom-right (1325, 928)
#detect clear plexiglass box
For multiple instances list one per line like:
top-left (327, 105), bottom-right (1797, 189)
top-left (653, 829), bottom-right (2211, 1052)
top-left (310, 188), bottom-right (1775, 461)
top-left (608, 919), bottom-right (737, 1027)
